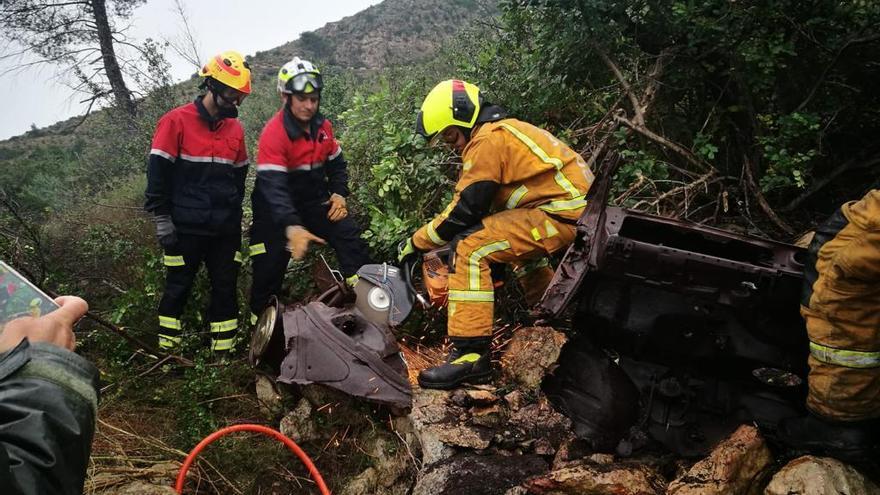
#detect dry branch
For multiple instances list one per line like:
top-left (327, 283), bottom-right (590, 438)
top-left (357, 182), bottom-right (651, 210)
top-left (743, 157), bottom-right (795, 235)
top-left (584, 48), bottom-right (674, 173)
top-left (782, 153), bottom-right (880, 212)
top-left (614, 114), bottom-right (714, 174)
top-left (631, 170), bottom-right (716, 212)
top-left (80, 309), bottom-right (194, 367)
top-left (595, 46), bottom-right (645, 127)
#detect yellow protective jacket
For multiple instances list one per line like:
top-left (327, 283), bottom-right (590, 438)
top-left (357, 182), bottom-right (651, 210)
top-left (413, 118), bottom-right (593, 250)
top-left (801, 189), bottom-right (880, 421)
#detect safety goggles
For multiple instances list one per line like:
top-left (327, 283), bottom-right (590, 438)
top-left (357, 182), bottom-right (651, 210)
top-left (285, 72), bottom-right (323, 93)
top-left (217, 88), bottom-right (247, 106)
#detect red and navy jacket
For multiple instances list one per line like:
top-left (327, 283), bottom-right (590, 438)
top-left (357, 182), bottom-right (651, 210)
top-left (144, 97), bottom-right (249, 235)
top-left (251, 108), bottom-right (349, 227)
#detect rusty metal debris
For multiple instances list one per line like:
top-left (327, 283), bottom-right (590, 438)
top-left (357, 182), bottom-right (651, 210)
top-left (538, 151), bottom-right (810, 455)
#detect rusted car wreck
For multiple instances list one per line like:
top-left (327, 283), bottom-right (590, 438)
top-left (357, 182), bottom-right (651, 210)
top-left (537, 153), bottom-right (809, 455)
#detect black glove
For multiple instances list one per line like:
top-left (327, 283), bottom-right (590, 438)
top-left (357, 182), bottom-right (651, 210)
top-left (154, 214), bottom-right (178, 249)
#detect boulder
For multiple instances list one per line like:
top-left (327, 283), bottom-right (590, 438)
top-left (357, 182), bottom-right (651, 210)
top-left (339, 436), bottom-right (415, 495)
top-left (507, 396), bottom-right (572, 453)
top-left (666, 425), bottom-right (772, 495)
top-left (255, 373), bottom-right (283, 419)
top-left (279, 399), bottom-right (319, 443)
top-left (406, 387), bottom-right (494, 466)
top-left (764, 456), bottom-right (880, 495)
top-left (504, 390), bottom-right (526, 411)
top-left (551, 434), bottom-right (589, 470)
top-left (412, 453), bottom-right (547, 495)
top-left (87, 462), bottom-right (179, 494)
top-left (111, 482), bottom-right (178, 494)
top-left (524, 459), bottom-right (667, 495)
top-left (501, 326), bottom-right (567, 390)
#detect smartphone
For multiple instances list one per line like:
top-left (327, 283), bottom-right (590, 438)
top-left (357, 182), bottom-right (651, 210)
top-left (0, 261), bottom-right (59, 330)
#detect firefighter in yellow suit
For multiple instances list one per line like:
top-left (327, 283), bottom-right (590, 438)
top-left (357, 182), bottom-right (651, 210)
top-left (398, 80), bottom-right (593, 389)
top-left (781, 189), bottom-right (880, 459)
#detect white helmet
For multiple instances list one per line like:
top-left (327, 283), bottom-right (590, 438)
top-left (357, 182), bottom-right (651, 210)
top-left (277, 57), bottom-right (323, 94)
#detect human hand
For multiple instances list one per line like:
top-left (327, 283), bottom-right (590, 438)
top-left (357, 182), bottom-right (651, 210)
top-left (286, 225), bottom-right (327, 260)
top-left (324, 193), bottom-right (348, 222)
top-left (397, 237), bottom-right (418, 264)
top-left (0, 296), bottom-right (88, 353)
top-left (154, 214), bottom-right (178, 249)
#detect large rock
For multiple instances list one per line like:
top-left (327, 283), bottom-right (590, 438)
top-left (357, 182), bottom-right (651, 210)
top-left (340, 436), bottom-right (415, 495)
top-left (255, 373), bottom-right (284, 418)
top-left (524, 459), bottom-right (667, 495)
top-left (764, 456), bottom-right (880, 495)
top-left (500, 326), bottom-right (567, 390)
top-left (412, 453), bottom-right (547, 495)
top-left (111, 482), bottom-right (178, 494)
top-left (279, 399), bottom-right (320, 443)
top-left (87, 462), bottom-right (179, 494)
top-left (405, 387), bottom-right (495, 466)
top-left (501, 396), bottom-right (572, 454)
top-left (667, 424), bottom-right (772, 495)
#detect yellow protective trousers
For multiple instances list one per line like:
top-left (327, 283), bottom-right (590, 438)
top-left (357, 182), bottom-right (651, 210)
top-left (801, 189), bottom-right (880, 421)
top-left (447, 208), bottom-right (575, 338)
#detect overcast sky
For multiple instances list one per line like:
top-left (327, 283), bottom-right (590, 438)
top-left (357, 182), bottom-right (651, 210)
top-left (0, 0), bottom-right (379, 140)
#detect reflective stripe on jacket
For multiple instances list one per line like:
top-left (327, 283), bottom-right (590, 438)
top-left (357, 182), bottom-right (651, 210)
top-left (144, 98), bottom-right (249, 235)
top-left (251, 109), bottom-right (348, 227)
top-left (413, 118), bottom-right (593, 250)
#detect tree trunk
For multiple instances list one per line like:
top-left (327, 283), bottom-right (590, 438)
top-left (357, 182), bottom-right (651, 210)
top-left (90, 0), bottom-right (135, 116)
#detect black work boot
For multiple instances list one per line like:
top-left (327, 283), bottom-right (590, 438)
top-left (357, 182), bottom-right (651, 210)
top-left (418, 337), bottom-right (493, 390)
top-left (777, 412), bottom-right (880, 462)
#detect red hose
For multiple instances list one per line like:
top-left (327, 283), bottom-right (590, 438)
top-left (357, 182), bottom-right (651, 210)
top-left (175, 423), bottom-right (331, 494)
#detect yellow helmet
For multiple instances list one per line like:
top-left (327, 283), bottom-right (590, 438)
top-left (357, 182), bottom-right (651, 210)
top-left (415, 79), bottom-right (482, 139)
top-left (199, 50), bottom-right (252, 94)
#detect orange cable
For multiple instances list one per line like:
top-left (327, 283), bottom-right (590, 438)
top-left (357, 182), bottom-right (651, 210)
top-left (175, 423), bottom-right (331, 494)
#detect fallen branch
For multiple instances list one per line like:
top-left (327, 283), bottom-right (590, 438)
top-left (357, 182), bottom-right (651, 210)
top-left (595, 46), bottom-right (645, 127)
top-left (743, 157), bottom-right (795, 236)
top-left (614, 114), bottom-right (714, 173)
top-left (82, 309), bottom-right (194, 367)
top-left (631, 170), bottom-right (716, 212)
top-left (99, 354), bottom-right (174, 394)
top-left (781, 154), bottom-right (880, 212)
top-left (613, 174), bottom-right (648, 204)
top-left (584, 48), bottom-right (674, 173)
top-left (89, 200), bottom-right (143, 211)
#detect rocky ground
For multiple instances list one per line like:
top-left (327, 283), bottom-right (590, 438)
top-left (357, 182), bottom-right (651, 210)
top-left (94, 326), bottom-right (879, 494)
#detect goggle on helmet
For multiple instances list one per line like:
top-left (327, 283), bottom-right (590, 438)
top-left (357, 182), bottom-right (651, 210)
top-left (277, 57), bottom-right (323, 94)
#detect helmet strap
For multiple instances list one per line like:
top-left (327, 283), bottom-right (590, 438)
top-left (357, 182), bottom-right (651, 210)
top-left (202, 78), bottom-right (239, 120)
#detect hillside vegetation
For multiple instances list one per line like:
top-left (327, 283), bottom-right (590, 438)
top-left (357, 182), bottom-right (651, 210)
top-left (1, 0), bottom-right (879, 492)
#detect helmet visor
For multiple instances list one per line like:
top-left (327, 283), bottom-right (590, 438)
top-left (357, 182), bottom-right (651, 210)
top-left (286, 73), bottom-right (323, 93)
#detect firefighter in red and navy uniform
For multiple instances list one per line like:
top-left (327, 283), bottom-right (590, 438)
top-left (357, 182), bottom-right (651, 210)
top-left (144, 50), bottom-right (251, 352)
top-left (248, 57), bottom-right (372, 321)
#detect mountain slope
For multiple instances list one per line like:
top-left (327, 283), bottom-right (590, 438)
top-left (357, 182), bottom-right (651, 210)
top-left (252, 0), bottom-right (495, 72)
top-left (0, 0), bottom-right (495, 145)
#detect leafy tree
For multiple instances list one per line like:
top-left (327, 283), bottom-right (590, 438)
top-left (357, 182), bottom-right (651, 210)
top-left (494, 0), bottom-right (880, 229)
top-left (0, 0), bottom-right (145, 116)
